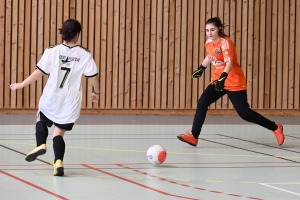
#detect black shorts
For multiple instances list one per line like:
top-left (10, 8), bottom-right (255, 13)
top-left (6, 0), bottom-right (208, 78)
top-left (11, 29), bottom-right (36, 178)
top-left (38, 112), bottom-right (74, 131)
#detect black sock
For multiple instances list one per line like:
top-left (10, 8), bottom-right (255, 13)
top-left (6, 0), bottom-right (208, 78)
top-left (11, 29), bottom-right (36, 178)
top-left (36, 121), bottom-right (48, 146)
top-left (53, 135), bottom-right (65, 163)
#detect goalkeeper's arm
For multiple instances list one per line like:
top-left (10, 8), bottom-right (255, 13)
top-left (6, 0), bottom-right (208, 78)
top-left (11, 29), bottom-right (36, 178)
top-left (192, 56), bottom-right (210, 78)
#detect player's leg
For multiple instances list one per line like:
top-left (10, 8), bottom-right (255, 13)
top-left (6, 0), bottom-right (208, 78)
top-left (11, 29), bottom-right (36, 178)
top-left (25, 113), bottom-right (51, 162)
top-left (52, 126), bottom-right (66, 176)
top-left (177, 84), bottom-right (226, 146)
top-left (52, 122), bottom-right (74, 176)
top-left (227, 90), bottom-right (284, 145)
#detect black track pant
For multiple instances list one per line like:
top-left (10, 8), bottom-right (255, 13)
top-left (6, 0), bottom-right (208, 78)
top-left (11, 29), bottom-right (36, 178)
top-left (191, 84), bottom-right (278, 139)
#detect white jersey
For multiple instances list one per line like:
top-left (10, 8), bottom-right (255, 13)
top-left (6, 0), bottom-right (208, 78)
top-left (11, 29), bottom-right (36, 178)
top-left (36, 43), bottom-right (98, 124)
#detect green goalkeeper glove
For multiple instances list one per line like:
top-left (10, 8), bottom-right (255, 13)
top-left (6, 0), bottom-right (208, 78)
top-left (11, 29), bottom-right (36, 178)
top-left (192, 65), bottom-right (206, 78)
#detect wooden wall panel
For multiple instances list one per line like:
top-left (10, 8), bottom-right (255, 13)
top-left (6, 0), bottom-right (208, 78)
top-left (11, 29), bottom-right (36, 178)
top-left (1, 0), bottom-right (299, 115)
top-left (0, 0), bottom-right (4, 109)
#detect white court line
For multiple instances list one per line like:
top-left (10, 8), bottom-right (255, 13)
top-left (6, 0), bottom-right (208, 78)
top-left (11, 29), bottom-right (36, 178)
top-left (259, 183), bottom-right (300, 197)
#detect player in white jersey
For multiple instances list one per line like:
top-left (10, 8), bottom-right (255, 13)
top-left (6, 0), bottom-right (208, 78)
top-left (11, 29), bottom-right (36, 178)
top-left (10, 19), bottom-right (100, 176)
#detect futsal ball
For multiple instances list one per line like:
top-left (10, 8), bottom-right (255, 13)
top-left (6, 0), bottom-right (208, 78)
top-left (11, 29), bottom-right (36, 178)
top-left (146, 145), bottom-right (167, 165)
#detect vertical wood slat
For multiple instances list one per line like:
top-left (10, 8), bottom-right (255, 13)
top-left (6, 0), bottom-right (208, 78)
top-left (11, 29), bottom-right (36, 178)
top-left (69, 0), bottom-right (76, 19)
top-left (288, 0), bottom-right (295, 109)
top-left (118, 0), bottom-right (125, 109)
top-left (264, 0), bottom-right (272, 109)
top-left (148, 0), bottom-right (156, 109)
top-left (1, 0), bottom-right (300, 114)
top-left (185, 0), bottom-right (193, 109)
top-left (294, 0), bottom-right (300, 109)
top-left (173, 0), bottom-right (181, 109)
top-left (282, 0), bottom-right (290, 109)
top-left (29, 0), bottom-right (37, 109)
top-left (192, 0), bottom-right (200, 109)
top-left (17, 0), bottom-right (25, 109)
top-left (23, 0), bottom-right (32, 109)
top-left (36, 0), bottom-right (44, 109)
top-left (252, 0), bottom-right (260, 109)
top-left (155, 0), bottom-right (162, 109)
top-left (63, 0), bottom-right (69, 21)
top-left (258, 0), bottom-right (266, 109)
top-left (136, 0), bottom-right (144, 109)
top-left (0, 0), bottom-right (5, 109)
top-left (112, 0), bottom-right (119, 109)
top-left (5, 0), bottom-right (11, 109)
top-left (10, 0), bottom-right (18, 109)
top-left (276, 0), bottom-right (283, 109)
top-left (161, 0), bottom-right (169, 109)
top-left (167, 0), bottom-right (175, 109)
top-left (270, 0), bottom-right (277, 110)
top-left (130, 0), bottom-right (138, 108)
top-left (143, 0), bottom-right (150, 109)
top-left (106, 0), bottom-right (113, 109)
top-left (180, 0), bottom-right (187, 109)
top-left (100, 0), bottom-right (107, 109)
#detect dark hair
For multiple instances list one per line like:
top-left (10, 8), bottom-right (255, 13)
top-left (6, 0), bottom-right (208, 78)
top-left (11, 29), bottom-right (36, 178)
top-left (206, 17), bottom-right (227, 37)
top-left (59, 19), bottom-right (82, 41)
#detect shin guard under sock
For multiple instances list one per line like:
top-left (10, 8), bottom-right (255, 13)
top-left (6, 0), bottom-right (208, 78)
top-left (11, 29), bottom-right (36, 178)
top-left (53, 135), bottom-right (65, 163)
top-left (36, 121), bottom-right (48, 146)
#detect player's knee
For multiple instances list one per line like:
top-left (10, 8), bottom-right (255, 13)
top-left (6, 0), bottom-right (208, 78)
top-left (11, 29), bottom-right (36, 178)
top-left (237, 108), bottom-right (253, 121)
top-left (36, 121), bottom-right (48, 134)
top-left (52, 127), bottom-right (66, 138)
top-left (197, 98), bottom-right (209, 108)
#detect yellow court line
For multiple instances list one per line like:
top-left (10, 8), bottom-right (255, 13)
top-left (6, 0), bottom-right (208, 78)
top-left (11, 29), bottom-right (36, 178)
top-left (7, 171), bottom-right (24, 174)
top-left (240, 181), bottom-right (256, 184)
top-left (207, 180), bottom-right (224, 183)
top-left (1, 140), bottom-right (300, 159)
top-left (68, 174), bottom-right (83, 177)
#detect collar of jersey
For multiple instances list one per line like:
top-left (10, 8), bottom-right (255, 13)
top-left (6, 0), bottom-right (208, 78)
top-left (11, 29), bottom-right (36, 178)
top-left (62, 43), bottom-right (78, 49)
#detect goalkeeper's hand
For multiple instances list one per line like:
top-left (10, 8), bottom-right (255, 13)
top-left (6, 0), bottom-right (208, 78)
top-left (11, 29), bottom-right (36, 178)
top-left (192, 65), bottom-right (206, 78)
top-left (214, 72), bottom-right (228, 91)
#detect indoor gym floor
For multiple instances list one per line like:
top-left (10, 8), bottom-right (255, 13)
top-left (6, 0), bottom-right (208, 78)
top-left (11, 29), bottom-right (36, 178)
top-left (0, 114), bottom-right (299, 200)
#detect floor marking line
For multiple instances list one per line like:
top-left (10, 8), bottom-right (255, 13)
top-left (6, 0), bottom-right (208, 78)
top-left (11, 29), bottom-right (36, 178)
top-left (0, 144), bottom-right (51, 165)
top-left (200, 138), bottom-right (300, 164)
top-left (82, 164), bottom-right (199, 200)
top-left (116, 164), bottom-right (266, 199)
top-left (217, 134), bottom-right (300, 154)
top-left (259, 183), bottom-right (300, 196)
top-left (0, 170), bottom-right (68, 200)
top-left (2, 140), bottom-right (300, 159)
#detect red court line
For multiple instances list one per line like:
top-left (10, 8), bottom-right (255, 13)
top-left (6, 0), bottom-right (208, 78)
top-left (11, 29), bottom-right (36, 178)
top-left (0, 170), bottom-right (68, 200)
top-left (82, 164), bottom-right (199, 200)
top-left (116, 164), bottom-right (264, 200)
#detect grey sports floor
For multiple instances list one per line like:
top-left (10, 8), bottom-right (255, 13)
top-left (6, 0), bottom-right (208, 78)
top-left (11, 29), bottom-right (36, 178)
top-left (0, 114), bottom-right (299, 200)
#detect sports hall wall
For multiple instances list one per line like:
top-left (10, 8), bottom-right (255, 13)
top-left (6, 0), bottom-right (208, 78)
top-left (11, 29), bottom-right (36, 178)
top-left (0, 0), bottom-right (299, 116)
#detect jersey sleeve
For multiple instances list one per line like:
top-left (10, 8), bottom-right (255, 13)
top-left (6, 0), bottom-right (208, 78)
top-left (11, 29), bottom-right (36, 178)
top-left (83, 53), bottom-right (98, 77)
top-left (221, 38), bottom-right (235, 63)
top-left (36, 48), bottom-right (51, 75)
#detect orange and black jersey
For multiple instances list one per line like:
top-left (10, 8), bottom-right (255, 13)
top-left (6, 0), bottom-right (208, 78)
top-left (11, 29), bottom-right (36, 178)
top-left (205, 37), bottom-right (247, 91)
